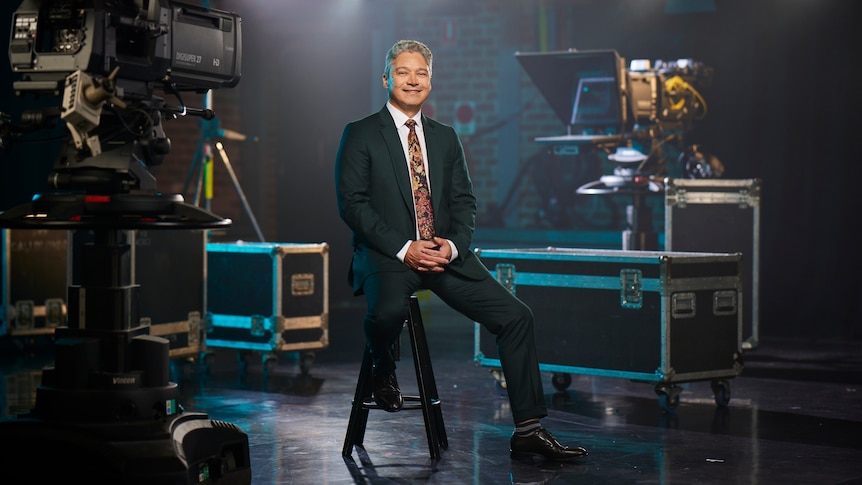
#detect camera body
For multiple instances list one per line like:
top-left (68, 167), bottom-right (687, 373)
top-left (9, 0), bottom-right (242, 97)
top-left (627, 58), bottom-right (713, 133)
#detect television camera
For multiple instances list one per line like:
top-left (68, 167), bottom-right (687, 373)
top-left (513, 49), bottom-right (722, 248)
top-left (622, 56), bottom-right (723, 182)
top-left (1, 1), bottom-right (251, 483)
top-left (5, 0), bottom-right (241, 198)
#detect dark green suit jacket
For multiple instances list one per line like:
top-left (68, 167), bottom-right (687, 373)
top-left (335, 106), bottom-right (490, 294)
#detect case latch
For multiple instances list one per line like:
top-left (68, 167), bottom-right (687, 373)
top-left (250, 315), bottom-right (267, 337)
top-left (13, 300), bottom-right (35, 329)
top-left (495, 263), bottom-right (516, 295)
top-left (620, 269), bottom-right (643, 309)
top-left (44, 298), bottom-right (66, 328)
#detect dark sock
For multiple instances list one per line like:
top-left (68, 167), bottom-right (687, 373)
top-left (514, 418), bottom-right (541, 436)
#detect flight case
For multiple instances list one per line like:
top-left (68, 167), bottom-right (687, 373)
top-left (474, 247), bottom-right (744, 411)
top-left (206, 241), bottom-right (329, 374)
top-left (664, 177), bottom-right (761, 350)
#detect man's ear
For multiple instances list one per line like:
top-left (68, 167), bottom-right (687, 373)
top-left (382, 74), bottom-right (389, 89)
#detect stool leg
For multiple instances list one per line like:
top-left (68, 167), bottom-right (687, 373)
top-left (407, 296), bottom-right (448, 459)
top-left (342, 347), bottom-right (373, 456)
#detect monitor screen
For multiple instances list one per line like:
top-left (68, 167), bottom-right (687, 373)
top-left (516, 49), bottom-right (626, 136)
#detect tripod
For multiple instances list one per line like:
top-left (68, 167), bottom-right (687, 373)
top-left (184, 91), bottom-right (264, 242)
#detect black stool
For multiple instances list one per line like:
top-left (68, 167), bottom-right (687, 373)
top-left (342, 295), bottom-right (448, 459)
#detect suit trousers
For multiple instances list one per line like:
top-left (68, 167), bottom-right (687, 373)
top-left (360, 269), bottom-right (548, 424)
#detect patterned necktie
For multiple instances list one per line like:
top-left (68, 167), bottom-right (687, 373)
top-left (405, 119), bottom-right (435, 240)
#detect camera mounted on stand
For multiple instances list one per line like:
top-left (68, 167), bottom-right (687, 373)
top-left (1, 1), bottom-right (250, 483)
top-left (517, 49), bottom-right (721, 249)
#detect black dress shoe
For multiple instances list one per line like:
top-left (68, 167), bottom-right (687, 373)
top-left (372, 367), bottom-right (403, 412)
top-left (510, 427), bottom-right (588, 462)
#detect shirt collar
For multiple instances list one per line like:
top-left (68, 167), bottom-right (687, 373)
top-left (387, 102), bottom-right (422, 131)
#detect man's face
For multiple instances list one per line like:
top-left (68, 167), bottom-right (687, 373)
top-left (383, 51), bottom-right (431, 117)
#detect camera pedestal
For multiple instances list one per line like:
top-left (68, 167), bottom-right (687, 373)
top-left (0, 193), bottom-right (251, 484)
top-left (577, 182), bottom-right (661, 251)
top-left (577, 148), bottom-right (663, 251)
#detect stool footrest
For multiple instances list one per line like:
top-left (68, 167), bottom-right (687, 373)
top-left (359, 396), bottom-right (441, 410)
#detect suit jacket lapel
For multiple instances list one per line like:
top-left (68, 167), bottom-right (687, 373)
top-left (422, 115), bottom-right (445, 212)
top-left (378, 108), bottom-right (414, 213)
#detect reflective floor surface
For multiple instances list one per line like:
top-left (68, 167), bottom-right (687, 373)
top-left (2, 294), bottom-right (861, 484)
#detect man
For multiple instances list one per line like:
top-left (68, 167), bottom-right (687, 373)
top-left (334, 39), bottom-right (588, 462)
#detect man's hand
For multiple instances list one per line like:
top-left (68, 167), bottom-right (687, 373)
top-left (404, 237), bottom-right (451, 272)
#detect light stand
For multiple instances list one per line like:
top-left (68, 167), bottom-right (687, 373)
top-left (184, 91), bottom-right (264, 242)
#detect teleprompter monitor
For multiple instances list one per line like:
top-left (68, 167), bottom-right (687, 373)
top-left (516, 49), bottom-right (627, 141)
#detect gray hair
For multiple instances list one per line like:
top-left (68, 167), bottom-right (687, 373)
top-left (383, 39), bottom-right (433, 78)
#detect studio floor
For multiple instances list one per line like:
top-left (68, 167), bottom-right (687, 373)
top-left (2, 294), bottom-right (861, 484)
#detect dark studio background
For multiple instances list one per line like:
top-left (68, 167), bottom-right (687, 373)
top-left (2, 0), bottom-right (861, 344)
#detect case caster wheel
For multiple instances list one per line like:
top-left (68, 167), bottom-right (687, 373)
top-left (711, 379), bottom-right (731, 407)
top-left (171, 357), bottom-right (197, 379)
top-left (263, 355), bottom-right (278, 374)
top-left (655, 384), bottom-right (682, 413)
top-left (237, 350), bottom-right (254, 374)
top-left (200, 351), bottom-right (215, 374)
top-left (551, 373), bottom-right (572, 391)
top-left (299, 351), bottom-right (316, 375)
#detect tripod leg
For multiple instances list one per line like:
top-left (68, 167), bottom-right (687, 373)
top-left (201, 144), bottom-right (213, 211)
top-left (213, 141), bottom-right (265, 242)
top-left (184, 138), bottom-right (216, 211)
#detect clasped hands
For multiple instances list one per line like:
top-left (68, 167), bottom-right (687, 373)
top-left (404, 237), bottom-right (451, 272)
